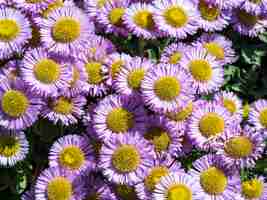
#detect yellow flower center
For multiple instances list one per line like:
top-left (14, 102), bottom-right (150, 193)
top-left (1, 90), bottom-right (29, 118)
top-left (167, 184), bottom-right (192, 200)
top-left (144, 166), bottom-right (169, 191)
top-left (47, 177), bottom-right (72, 200)
top-left (52, 17), bottom-right (81, 43)
top-left (52, 97), bottom-right (73, 115)
top-left (0, 136), bottom-right (20, 157)
top-left (169, 52), bottom-right (182, 64)
top-left (133, 10), bottom-right (154, 29)
top-left (199, 0), bottom-right (220, 21)
top-left (167, 102), bottom-right (193, 121)
top-left (34, 59), bottom-right (60, 84)
top-left (242, 179), bottom-right (263, 199)
top-left (0, 19), bottom-right (20, 42)
top-left (85, 62), bottom-right (103, 85)
top-left (164, 6), bottom-right (188, 28)
top-left (109, 8), bottom-right (125, 26)
top-left (189, 59), bottom-right (212, 82)
top-left (42, 0), bottom-right (64, 18)
top-left (199, 113), bottom-right (225, 138)
top-left (59, 146), bottom-right (85, 170)
top-left (112, 145), bottom-right (140, 173)
top-left (259, 108), bottom-right (267, 128)
top-left (204, 42), bottom-right (225, 60)
top-left (106, 108), bottom-right (134, 133)
top-left (111, 60), bottom-right (124, 79)
top-left (127, 69), bottom-right (146, 90)
top-left (115, 184), bottom-right (138, 200)
top-left (237, 10), bottom-right (258, 26)
top-left (223, 99), bottom-right (237, 114)
top-left (224, 136), bottom-right (253, 158)
top-left (154, 76), bottom-right (181, 101)
top-left (144, 127), bottom-right (170, 152)
top-left (200, 167), bottom-right (227, 195)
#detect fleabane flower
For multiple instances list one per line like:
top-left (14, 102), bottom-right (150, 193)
top-left (249, 99), bottom-right (267, 130)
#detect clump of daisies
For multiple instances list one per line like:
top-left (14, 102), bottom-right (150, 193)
top-left (0, 0), bottom-right (266, 200)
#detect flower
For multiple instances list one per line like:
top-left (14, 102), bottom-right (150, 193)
top-left (84, 0), bottom-right (110, 19)
top-left (49, 134), bottom-right (96, 173)
top-left (99, 133), bottom-right (155, 185)
top-left (41, 95), bottom-right (86, 125)
top-left (40, 5), bottom-right (94, 56)
top-left (153, 172), bottom-right (204, 200)
top-left (114, 56), bottom-right (154, 96)
top-left (189, 154), bottom-right (242, 200)
top-left (241, 176), bottom-right (267, 200)
top-left (0, 79), bottom-right (42, 130)
top-left (0, 7), bottom-right (31, 60)
top-left (21, 48), bottom-right (72, 97)
top-left (93, 94), bottom-right (146, 139)
top-left (180, 46), bottom-right (224, 94)
top-left (142, 63), bottom-right (194, 113)
top-left (153, 0), bottom-right (199, 38)
top-left (249, 99), bottom-right (267, 130)
top-left (0, 129), bottom-right (29, 167)
top-left (216, 125), bottom-right (266, 169)
top-left (240, 0), bottom-right (267, 15)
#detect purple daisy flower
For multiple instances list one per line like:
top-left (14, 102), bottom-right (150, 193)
top-left (41, 95), bottom-right (86, 125)
top-left (142, 114), bottom-right (183, 156)
top-left (114, 56), bottom-right (154, 96)
top-left (0, 79), bottom-right (42, 130)
top-left (240, 0), bottom-right (267, 15)
top-left (142, 63), bottom-right (194, 114)
top-left (13, 0), bottom-right (56, 14)
top-left (193, 33), bottom-right (238, 65)
top-left (99, 133), bottom-right (155, 185)
top-left (136, 155), bottom-right (182, 200)
top-left (160, 42), bottom-right (190, 65)
top-left (0, 129), bottom-right (29, 167)
top-left (153, 172), bottom-right (204, 200)
top-left (21, 48), bottom-right (72, 97)
top-left (188, 101), bottom-right (232, 151)
top-left (153, 0), bottom-right (199, 39)
top-left (35, 166), bottom-right (85, 200)
top-left (93, 94), bottom-right (146, 139)
top-left (49, 134), bottom-right (96, 173)
top-left (189, 154), bottom-right (243, 200)
top-left (249, 99), bottom-right (267, 130)
top-left (123, 2), bottom-right (158, 39)
top-left (231, 8), bottom-right (267, 37)
top-left (180, 46), bottom-right (224, 94)
top-left (216, 125), bottom-right (266, 170)
top-left (0, 7), bottom-right (31, 60)
top-left (40, 5), bottom-right (94, 56)
top-left (241, 176), bottom-right (267, 200)
top-left (196, 0), bottom-right (231, 32)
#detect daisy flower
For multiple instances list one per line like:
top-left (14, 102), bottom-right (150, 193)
top-left (214, 91), bottom-right (243, 122)
top-left (21, 48), bottom-right (72, 97)
top-left (41, 95), bottom-right (86, 125)
top-left (0, 129), bottom-right (29, 167)
top-left (114, 56), bottom-right (154, 96)
top-left (196, 0), bottom-right (231, 31)
top-left (40, 5), bottom-right (94, 56)
top-left (49, 134), bottom-right (96, 173)
top-left (143, 114), bottom-right (183, 156)
top-left (136, 155), bottom-right (182, 200)
top-left (160, 42), bottom-right (190, 65)
top-left (153, 172), bottom-right (204, 200)
top-left (216, 125), bottom-right (266, 170)
top-left (189, 154), bottom-right (243, 200)
top-left (241, 176), bottom-right (267, 200)
top-left (153, 0), bottom-right (199, 38)
top-left (180, 46), bottom-right (224, 94)
top-left (13, 0), bottom-right (57, 14)
top-left (249, 99), bottom-right (267, 130)
top-left (99, 133), bottom-right (155, 185)
top-left (93, 94), bottom-right (146, 139)
top-left (142, 63), bottom-right (194, 114)
top-left (193, 33), bottom-right (237, 65)
top-left (188, 101), bottom-right (232, 150)
top-left (0, 79), bottom-right (42, 130)
top-left (0, 7), bottom-right (31, 60)
top-left (123, 2), bottom-right (158, 39)
top-left (35, 167), bottom-right (85, 200)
